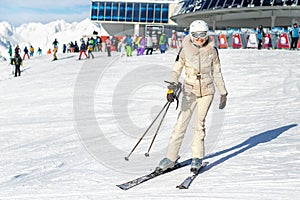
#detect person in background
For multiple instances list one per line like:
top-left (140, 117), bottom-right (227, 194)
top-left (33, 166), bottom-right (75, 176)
top-left (159, 33), bottom-right (167, 53)
top-left (8, 45), bottom-right (13, 64)
top-left (14, 45), bottom-right (20, 55)
top-left (171, 30), bottom-right (178, 49)
top-left (37, 47), bottom-right (42, 55)
top-left (156, 20), bottom-right (228, 174)
top-left (52, 38), bottom-right (59, 61)
top-left (183, 28), bottom-right (189, 36)
top-left (289, 22), bottom-right (299, 50)
top-left (63, 44), bottom-right (67, 53)
top-left (257, 25), bottom-right (265, 50)
top-left (105, 37), bottom-right (112, 57)
top-left (134, 34), bottom-right (139, 51)
top-left (88, 39), bottom-right (95, 59)
top-left (125, 35), bottom-right (133, 57)
top-left (53, 48), bottom-right (58, 61)
top-left (8, 45), bottom-right (12, 57)
top-left (29, 45), bottom-right (34, 57)
top-left (11, 53), bottom-right (23, 77)
top-left (96, 36), bottom-right (102, 52)
top-left (78, 39), bottom-right (89, 60)
top-left (119, 37), bottom-right (127, 57)
top-left (137, 35), bottom-right (146, 56)
top-left (69, 42), bottom-right (75, 53)
top-left (145, 35), bottom-right (153, 55)
top-left (53, 38), bottom-right (59, 49)
top-left (112, 36), bottom-right (119, 52)
top-left (23, 46), bottom-right (30, 60)
top-left (74, 41), bottom-right (79, 53)
top-left (90, 37), bottom-right (95, 51)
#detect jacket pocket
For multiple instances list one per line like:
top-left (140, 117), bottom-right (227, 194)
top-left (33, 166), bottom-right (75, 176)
top-left (184, 81), bottom-right (202, 97)
top-left (184, 82), bottom-right (194, 95)
top-left (202, 78), bottom-right (214, 95)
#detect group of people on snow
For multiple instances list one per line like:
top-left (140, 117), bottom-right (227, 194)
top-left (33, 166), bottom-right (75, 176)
top-left (66, 36), bottom-right (102, 54)
top-left (120, 34), bottom-right (170, 57)
top-left (257, 22), bottom-right (299, 50)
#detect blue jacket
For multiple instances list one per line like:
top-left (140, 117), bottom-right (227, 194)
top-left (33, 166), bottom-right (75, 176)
top-left (290, 26), bottom-right (299, 38)
top-left (126, 37), bottom-right (133, 46)
top-left (257, 29), bottom-right (264, 40)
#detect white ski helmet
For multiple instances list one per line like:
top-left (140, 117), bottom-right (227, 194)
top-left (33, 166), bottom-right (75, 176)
top-left (189, 20), bottom-right (209, 33)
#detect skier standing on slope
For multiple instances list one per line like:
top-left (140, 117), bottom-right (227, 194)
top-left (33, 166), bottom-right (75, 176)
top-left (8, 45), bottom-right (13, 64)
top-left (157, 20), bottom-right (228, 173)
top-left (125, 35), bottom-right (133, 57)
top-left (289, 22), bottom-right (300, 50)
top-left (257, 25), bottom-right (265, 50)
top-left (52, 38), bottom-right (59, 60)
top-left (105, 37), bottom-right (112, 57)
top-left (29, 45), bottom-right (34, 57)
top-left (87, 38), bottom-right (95, 59)
top-left (23, 46), bottom-right (30, 60)
top-left (11, 53), bottom-right (23, 77)
top-left (14, 45), bottom-right (20, 55)
top-left (145, 35), bottom-right (153, 55)
top-left (78, 39), bottom-right (89, 60)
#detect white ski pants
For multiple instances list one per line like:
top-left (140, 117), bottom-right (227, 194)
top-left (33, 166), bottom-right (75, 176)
top-left (166, 94), bottom-right (213, 161)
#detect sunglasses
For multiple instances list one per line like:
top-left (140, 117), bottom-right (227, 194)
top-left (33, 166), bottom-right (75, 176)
top-left (191, 32), bottom-right (208, 39)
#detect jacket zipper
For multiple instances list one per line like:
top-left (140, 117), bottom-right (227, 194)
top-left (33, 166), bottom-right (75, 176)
top-left (198, 54), bottom-right (202, 97)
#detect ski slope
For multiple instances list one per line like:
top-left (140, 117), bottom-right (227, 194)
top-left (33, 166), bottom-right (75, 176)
top-left (0, 49), bottom-right (299, 199)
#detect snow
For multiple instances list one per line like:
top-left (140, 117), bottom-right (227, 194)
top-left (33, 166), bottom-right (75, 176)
top-left (0, 19), bottom-right (109, 60)
top-left (0, 48), bottom-right (299, 199)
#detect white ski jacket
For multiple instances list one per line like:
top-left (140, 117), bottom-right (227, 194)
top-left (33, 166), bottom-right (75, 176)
top-left (170, 35), bottom-right (227, 97)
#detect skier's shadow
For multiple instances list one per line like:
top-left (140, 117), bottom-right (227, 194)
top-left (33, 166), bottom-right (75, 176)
top-left (58, 55), bottom-right (76, 60)
top-left (179, 124), bottom-right (297, 170)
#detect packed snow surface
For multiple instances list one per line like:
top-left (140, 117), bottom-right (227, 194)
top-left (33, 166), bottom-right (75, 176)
top-left (0, 48), bottom-right (299, 199)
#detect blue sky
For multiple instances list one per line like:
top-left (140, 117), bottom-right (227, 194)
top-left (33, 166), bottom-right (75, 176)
top-left (0, 0), bottom-right (91, 26)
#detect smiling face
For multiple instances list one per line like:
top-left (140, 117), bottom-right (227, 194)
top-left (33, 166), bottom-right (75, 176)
top-left (191, 31), bottom-right (208, 46)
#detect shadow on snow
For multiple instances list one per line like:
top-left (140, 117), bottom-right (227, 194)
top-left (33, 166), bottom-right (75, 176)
top-left (178, 124), bottom-right (297, 171)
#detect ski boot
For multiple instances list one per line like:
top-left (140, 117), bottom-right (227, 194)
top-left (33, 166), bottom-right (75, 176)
top-left (155, 156), bottom-right (180, 172)
top-left (190, 158), bottom-right (203, 174)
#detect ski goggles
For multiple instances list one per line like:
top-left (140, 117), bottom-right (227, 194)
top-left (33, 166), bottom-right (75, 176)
top-left (191, 32), bottom-right (208, 39)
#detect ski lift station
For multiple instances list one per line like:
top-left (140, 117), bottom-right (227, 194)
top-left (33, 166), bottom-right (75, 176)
top-left (90, 0), bottom-right (300, 35)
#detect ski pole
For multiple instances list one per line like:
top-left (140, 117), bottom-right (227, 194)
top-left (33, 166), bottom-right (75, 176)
top-left (144, 101), bottom-right (171, 157)
top-left (124, 101), bottom-right (170, 161)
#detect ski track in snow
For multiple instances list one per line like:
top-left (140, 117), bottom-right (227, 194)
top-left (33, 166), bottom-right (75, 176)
top-left (0, 49), bottom-right (299, 199)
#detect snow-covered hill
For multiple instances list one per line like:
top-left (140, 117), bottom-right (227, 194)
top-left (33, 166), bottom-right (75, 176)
top-left (0, 19), bottom-right (108, 60)
top-left (0, 48), bottom-right (299, 199)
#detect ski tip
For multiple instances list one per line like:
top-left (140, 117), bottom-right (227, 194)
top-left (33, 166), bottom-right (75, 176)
top-left (144, 153), bottom-right (149, 157)
top-left (124, 156), bottom-right (129, 161)
top-left (116, 184), bottom-right (128, 190)
top-left (176, 185), bottom-right (188, 189)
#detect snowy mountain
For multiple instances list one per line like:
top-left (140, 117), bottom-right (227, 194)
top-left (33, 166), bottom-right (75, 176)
top-left (0, 47), bottom-right (299, 199)
top-left (0, 19), bottom-right (108, 60)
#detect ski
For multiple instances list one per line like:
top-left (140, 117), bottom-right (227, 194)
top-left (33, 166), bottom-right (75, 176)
top-left (176, 162), bottom-right (209, 189)
top-left (117, 162), bottom-right (188, 190)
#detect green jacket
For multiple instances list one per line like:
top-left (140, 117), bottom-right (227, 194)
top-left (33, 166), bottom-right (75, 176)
top-left (159, 34), bottom-right (166, 44)
top-left (8, 47), bottom-right (12, 55)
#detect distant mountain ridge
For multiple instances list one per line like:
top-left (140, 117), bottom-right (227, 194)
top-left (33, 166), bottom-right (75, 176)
top-left (0, 18), bottom-right (108, 60)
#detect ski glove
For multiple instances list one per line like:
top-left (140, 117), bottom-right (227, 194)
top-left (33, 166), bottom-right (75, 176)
top-left (219, 94), bottom-right (227, 109)
top-left (167, 89), bottom-right (175, 102)
top-left (166, 82), bottom-right (179, 102)
top-left (167, 82), bottom-right (178, 91)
